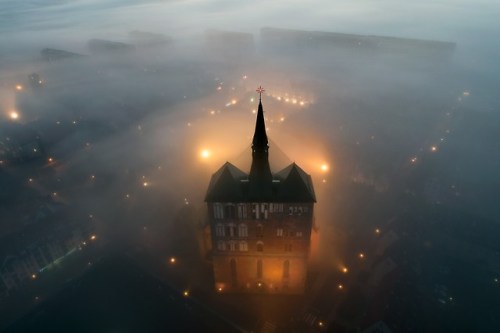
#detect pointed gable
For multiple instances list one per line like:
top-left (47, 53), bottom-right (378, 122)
top-left (274, 163), bottom-right (316, 202)
top-left (205, 162), bottom-right (248, 201)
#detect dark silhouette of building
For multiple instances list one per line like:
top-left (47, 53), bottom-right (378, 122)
top-left (205, 87), bottom-right (316, 294)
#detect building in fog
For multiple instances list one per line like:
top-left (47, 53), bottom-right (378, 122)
top-left (205, 88), bottom-right (316, 294)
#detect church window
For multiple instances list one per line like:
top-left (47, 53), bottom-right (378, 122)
top-left (277, 228), bottom-right (283, 237)
top-left (224, 204), bottom-right (235, 219)
top-left (215, 224), bottom-right (225, 237)
top-left (253, 203), bottom-right (260, 219)
top-left (229, 241), bottom-right (237, 251)
top-left (288, 206), bottom-right (293, 215)
top-left (237, 204), bottom-right (247, 219)
top-left (225, 224), bottom-right (235, 237)
top-left (261, 203), bottom-right (268, 219)
top-left (238, 224), bottom-right (248, 237)
top-left (256, 241), bottom-right (264, 252)
top-left (296, 231), bottom-right (303, 237)
top-left (256, 224), bottom-right (264, 237)
top-left (214, 203), bottom-right (224, 219)
top-left (239, 241), bottom-right (248, 251)
top-left (217, 241), bottom-right (226, 251)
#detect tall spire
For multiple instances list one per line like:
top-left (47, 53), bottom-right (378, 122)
top-left (249, 86), bottom-right (273, 188)
top-left (252, 98), bottom-right (268, 152)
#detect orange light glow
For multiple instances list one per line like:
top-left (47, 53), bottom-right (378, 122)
top-left (342, 267), bottom-right (348, 273)
top-left (320, 164), bottom-right (329, 172)
top-left (359, 253), bottom-right (365, 259)
top-left (16, 84), bottom-right (23, 91)
top-left (200, 149), bottom-right (211, 159)
top-left (9, 111), bottom-right (19, 120)
top-left (183, 290), bottom-right (189, 297)
top-left (431, 146), bottom-right (438, 152)
top-left (375, 228), bottom-right (381, 234)
top-left (170, 257), bottom-right (176, 264)
top-left (90, 235), bottom-right (96, 240)
top-left (338, 284), bottom-right (344, 290)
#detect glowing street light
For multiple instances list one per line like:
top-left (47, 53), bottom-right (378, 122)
top-left (431, 146), bottom-right (438, 152)
top-left (342, 267), bottom-right (348, 273)
top-left (15, 84), bottom-right (23, 91)
top-left (183, 290), bottom-right (189, 297)
top-left (200, 149), bottom-right (211, 159)
top-left (9, 111), bottom-right (19, 120)
top-left (338, 284), bottom-right (344, 290)
top-left (320, 163), bottom-right (329, 172)
top-left (169, 257), bottom-right (176, 264)
top-left (375, 228), bottom-right (381, 234)
top-left (359, 253), bottom-right (365, 259)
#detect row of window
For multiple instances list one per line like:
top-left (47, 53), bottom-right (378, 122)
top-left (215, 223), bottom-right (303, 238)
top-left (276, 228), bottom-right (303, 238)
top-left (217, 241), bottom-right (250, 252)
top-left (216, 241), bottom-right (293, 253)
top-left (215, 224), bottom-right (248, 237)
top-left (213, 203), bottom-right (309, 220)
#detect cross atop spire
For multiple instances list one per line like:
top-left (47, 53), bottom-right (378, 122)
top-left (256, 85), bottom-right (265, 102)
top-left (249, 85), bottom-right (272, 186)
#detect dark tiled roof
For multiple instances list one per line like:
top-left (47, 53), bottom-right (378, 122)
top-left (205, 162), bottom-right (316, 203)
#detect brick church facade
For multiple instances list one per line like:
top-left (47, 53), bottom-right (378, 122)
top-left (205, 87), bottom-right (316, 294)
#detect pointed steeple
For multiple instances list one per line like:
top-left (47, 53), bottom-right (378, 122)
top-left (249, 86), bottom-right (273, 190)
top-left (252, 99), bottom-right (268, 153)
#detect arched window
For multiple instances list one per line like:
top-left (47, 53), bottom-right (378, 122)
top-left (256, 224), bottom-right (264, 237)
top-left (237, 204), bottom-right (247, 219)
top-left (283, 260), bottom-right (290, 278)
top-left (257, 259), bottom-right (263, 278)
top-left (217, 241), bottom-right (225, 251)
top-left (214, 203), bottom-right (224, 219)
top-left (230, 259), bottom-right (237, 287)
top-left (215, 224), bottom-right (225, 237)
top-left (225, 204), bottom-right (235, 219)
top-left (238, 224), bottom-right (248, 237)
top-left (256, 241), bottom-right (264, 252)
top-left (239, 241), bottom-right (248, 251)
top-left (225, 223), bottom-right (235, 237)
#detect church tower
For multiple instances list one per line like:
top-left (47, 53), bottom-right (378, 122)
top-left (205, 86), bottom-right (316, 294)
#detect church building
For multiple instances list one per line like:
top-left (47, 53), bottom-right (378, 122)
top-left (205, 86), bottom-right (316, 294)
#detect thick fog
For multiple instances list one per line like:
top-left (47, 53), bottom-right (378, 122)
top-left (1, 0), bottom-right (500, 331)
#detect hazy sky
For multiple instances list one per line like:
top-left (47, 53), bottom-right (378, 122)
top-left (1, 0), bottom-right (499, 234)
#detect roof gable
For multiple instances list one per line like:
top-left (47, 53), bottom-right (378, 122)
top-left (205, 162), bottom-right (248, 201)
top-left (274, 163), bottom-right (316, 202)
